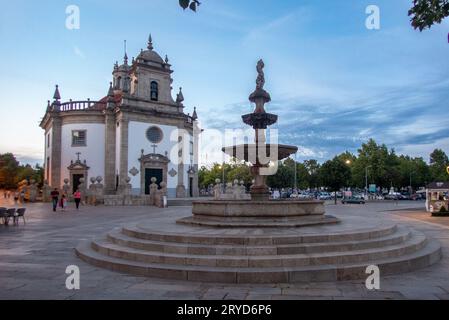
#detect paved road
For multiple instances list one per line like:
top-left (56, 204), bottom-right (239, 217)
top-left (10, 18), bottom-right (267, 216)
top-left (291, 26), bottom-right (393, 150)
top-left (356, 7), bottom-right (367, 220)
top-left (0, 198), bottom-right (448, 300)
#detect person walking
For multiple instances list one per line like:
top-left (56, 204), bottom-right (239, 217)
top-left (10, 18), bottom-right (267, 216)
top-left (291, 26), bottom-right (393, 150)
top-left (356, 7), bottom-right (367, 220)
top-left (73, 189), bottom-right (81, 210)
top-left (60, 194), bottom-right (67, 212)
top-left (50, 188), bottom-right (59, 212)
top-left (13, 191), bottom-right (19, 204)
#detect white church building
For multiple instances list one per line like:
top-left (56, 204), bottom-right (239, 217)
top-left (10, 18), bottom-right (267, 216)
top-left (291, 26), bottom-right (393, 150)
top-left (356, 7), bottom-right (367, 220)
top-left (40, 35), bottom-right (200, 199)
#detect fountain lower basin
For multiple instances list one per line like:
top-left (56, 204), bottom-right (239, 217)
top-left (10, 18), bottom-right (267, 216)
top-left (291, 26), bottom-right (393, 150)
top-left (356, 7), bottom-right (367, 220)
top-left (177, 199), bottom-right (340, 228)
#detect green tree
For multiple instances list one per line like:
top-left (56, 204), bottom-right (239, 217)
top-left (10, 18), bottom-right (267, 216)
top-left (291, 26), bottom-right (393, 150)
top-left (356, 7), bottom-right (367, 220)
top-left (351, 139), bottom-right (400, 190)
top-left (179, 0), bottom-right (201, 12)
top-left (304, 159), bottom-right (321, 189)
top-left (429, 149), bottom-right (449, 182)
top-left (397, 155), bottom-right (431, 190)
top-left (267, 161), bottom-right (294, 189)
top-left (227, 162), bottom-right (252, 187)
top-left (0, 153), bottom-right (19, 189)
top-left (409, 0), bottom-right (449, 31)
top-left (319, 157), bottom-right (351, 204)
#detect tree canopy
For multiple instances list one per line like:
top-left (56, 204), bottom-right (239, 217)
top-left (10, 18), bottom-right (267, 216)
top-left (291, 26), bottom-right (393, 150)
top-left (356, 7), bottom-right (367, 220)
top-left (409, 0), bottom-right (449, 31)
top-left (0, 153), bottom-right (43, 189)
top-left (198, 140), bottom-right (449, 193)
top-left (179, 0), bottom-right (201, 12)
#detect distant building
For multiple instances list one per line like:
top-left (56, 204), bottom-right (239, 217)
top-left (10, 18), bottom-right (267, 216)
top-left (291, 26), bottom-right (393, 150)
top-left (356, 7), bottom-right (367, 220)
top-left (40, 35), bottom-right (200, 198)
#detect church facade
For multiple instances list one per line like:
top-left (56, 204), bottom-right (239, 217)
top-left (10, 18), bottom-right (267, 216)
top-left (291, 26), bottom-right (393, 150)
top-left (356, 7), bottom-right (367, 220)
top-left (40, 35), bottom-right (200, 199)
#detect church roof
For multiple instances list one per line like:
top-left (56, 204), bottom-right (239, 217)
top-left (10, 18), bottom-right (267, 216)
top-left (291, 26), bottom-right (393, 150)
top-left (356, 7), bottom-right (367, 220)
top-left (94, 92), bottom-right (123, 110)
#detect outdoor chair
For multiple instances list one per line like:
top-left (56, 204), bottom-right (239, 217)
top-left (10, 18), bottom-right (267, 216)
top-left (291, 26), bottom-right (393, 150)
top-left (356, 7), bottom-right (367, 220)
top-left (15, 208), bottom-right (26, 225)
top-left (0, 207), bottom-right (7, 225)
top-left (5, 208), bottom-right (16, 226)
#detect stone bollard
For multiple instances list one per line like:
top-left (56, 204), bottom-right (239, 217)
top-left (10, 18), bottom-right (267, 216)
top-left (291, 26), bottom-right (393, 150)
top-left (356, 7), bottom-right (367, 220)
top-left (88, 177), bottom-right (97, 205)
top-left (78, 178), bottom-right (86, 203)
top-left (62, 178), bottom-right (71, 200)
top-left (156, 182), bottom-right (168, 208)
top-left (29, 179), bottom-right (38, 202)
top-left (149, 177), bottom-right (158, 206)
top-left (96, 176), bottom-right (104, 205)
top-left (213, 179), bottom-right (222, 200)
top-left (42, 180), bottom-right (51, 202)
top-left (232, 179), bottom-right (240, 200)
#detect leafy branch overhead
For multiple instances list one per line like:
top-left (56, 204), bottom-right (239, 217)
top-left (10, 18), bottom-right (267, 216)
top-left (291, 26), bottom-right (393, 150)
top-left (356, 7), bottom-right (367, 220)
top-left (409, 0), bottom-right (449, 31)
top-left (179, 0), bottom-right (201, 12)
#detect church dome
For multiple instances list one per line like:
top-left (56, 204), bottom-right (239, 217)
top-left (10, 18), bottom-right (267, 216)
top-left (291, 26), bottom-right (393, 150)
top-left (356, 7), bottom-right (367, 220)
top-left (138, 49), bottom-right (164, 64)
top-left (137, 35), bottom-right (164, 64)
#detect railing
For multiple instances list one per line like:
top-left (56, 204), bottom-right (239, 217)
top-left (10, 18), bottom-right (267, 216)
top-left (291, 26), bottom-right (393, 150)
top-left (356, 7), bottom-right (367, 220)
top-left (58, 100), bottom-right (106, 112)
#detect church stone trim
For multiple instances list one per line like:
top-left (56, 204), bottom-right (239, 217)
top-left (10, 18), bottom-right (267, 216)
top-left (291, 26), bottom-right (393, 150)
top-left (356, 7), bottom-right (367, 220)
top-left (50, 114), bottom-right (62, 189)
top-left (67, 159), bottom-right (90, 194)
top-left (139, 152), bottom-right (170, 195)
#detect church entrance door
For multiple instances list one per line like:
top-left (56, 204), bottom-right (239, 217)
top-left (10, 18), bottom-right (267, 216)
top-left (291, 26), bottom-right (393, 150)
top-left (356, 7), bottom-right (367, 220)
top-left (145, 169), bottom-right (163, 195)
top-left (73, 174), bottom-right (84, 193)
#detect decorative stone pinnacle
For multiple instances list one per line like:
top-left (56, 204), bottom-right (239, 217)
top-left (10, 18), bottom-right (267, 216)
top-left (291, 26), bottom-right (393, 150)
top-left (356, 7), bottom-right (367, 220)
top-left (148, 34), bottom-right (153, 50)
top-left (176, 87), bottom-right (184, 105)
top-left (53, 85), bottom-right (61, 101)
top-left (108, 82), bottom-right (114, 96)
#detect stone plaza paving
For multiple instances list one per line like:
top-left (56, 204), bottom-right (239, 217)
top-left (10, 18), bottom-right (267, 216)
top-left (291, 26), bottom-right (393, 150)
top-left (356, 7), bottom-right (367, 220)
top-left (1, 198), bottom-right (449, 300)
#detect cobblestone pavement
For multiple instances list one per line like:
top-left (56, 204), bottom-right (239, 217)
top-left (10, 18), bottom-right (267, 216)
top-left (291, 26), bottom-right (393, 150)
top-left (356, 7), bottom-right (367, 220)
top-left (0, 197), bottom-right (448, 300)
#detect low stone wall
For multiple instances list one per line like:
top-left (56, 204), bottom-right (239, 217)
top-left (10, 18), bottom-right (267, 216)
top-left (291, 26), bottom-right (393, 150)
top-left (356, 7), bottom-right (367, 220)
top-left (104, 195), bottom-right (152, 206)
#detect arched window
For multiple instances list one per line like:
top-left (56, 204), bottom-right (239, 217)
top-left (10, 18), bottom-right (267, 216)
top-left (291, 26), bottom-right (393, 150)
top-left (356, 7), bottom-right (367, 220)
top-left (150, 81), bottom-right (158, 101)
top-left (117, 77), bottom-right (122, 89)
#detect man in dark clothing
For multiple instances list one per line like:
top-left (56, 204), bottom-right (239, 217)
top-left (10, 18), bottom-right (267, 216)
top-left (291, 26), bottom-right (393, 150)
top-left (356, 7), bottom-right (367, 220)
top-left (50, 188), bottom-right (59, 212)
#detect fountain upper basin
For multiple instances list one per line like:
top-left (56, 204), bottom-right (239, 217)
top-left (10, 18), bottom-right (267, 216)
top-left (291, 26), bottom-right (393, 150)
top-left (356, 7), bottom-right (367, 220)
top-left (222, 144), bottom-right (298, 163)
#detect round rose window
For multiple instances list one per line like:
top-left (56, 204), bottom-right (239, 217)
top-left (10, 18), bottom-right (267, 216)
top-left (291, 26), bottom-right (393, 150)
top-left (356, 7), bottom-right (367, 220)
top-left (146, 126), bottom-right (163, 144)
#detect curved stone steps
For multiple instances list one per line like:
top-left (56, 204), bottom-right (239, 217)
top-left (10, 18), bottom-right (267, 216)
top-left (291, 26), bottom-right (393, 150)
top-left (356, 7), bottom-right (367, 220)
top-left (75, 238), bottom-right (442, 283)
top-left (90, 230), bottom-right (427, 268)
top-left (106, 226), bottom-right (412, 256)
top-left (122, 224), bottom-right (398, 245)
top-left (176, 215), bottom-right (340, 228)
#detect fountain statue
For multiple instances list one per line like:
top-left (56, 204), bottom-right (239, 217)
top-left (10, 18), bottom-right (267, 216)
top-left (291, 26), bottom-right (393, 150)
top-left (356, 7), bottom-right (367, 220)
top-left (177, 60), bottom-right (339, 228)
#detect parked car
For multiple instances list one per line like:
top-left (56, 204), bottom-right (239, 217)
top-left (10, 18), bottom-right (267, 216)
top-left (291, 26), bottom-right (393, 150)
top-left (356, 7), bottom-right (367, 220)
top-left (384, 194), bottom-right (399, 200)
top-left (318, 193), bottom-right (332, 200)
top-left (342, 197), bottom-right (366, 204)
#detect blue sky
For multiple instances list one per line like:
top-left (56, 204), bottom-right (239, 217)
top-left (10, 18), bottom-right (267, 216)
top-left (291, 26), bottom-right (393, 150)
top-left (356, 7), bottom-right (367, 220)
top-left (0, 0), bottom-right (448, 165)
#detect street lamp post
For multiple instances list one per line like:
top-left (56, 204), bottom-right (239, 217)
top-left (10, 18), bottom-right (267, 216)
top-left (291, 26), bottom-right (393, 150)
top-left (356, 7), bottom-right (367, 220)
top-left (294, 153), bottom-right (297, 193)
top-left (365, 165), bottom-right (372, 198)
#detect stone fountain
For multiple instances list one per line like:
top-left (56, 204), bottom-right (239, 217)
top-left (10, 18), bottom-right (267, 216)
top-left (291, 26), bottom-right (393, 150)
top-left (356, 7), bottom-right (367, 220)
top-left (76, 60), bottom-right (441, 284)
top-left (177, 60), bottom-right (339, 228)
